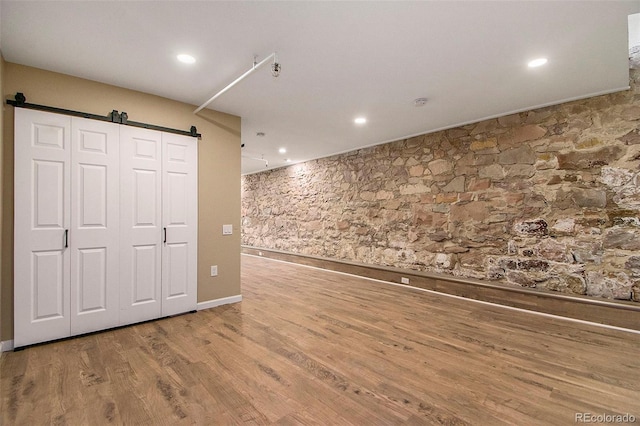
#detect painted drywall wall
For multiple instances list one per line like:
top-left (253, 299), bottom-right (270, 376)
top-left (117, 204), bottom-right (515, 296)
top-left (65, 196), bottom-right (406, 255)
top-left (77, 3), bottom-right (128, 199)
top-left (242, 69), bottom-right (640, 303)
top-left (1, 63), bottom-right (241, 341)
top-left (0, 56), bottom-right (4, 339)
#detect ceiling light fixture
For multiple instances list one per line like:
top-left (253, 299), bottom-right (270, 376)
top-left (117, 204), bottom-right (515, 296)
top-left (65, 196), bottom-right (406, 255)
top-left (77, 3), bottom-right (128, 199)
top-left (528, 58), bottom-right (548, 68)
top-left (279, 147), bottom-right (286, 154)
top-left (177, 54), bottom-right (196, 64)
top-left (354, 117), bottom-right (367, 125)
top-left (271, 53), bottom-right (282, 78)
top-left (414, 98), bottom-right (428, 107)
top-left (285, 159), bottom-right (292, 163)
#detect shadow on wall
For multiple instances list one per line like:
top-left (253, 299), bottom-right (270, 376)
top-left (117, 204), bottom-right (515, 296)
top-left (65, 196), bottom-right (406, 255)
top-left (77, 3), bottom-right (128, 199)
top-left (194, 110), bottom-right (241, 138)
top-left (241, 69), bottom-right (640, 303)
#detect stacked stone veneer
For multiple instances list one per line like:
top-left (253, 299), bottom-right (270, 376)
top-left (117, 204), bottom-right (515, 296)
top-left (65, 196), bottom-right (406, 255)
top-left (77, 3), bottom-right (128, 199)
top-left (242, 70), bottom-right (640, 302)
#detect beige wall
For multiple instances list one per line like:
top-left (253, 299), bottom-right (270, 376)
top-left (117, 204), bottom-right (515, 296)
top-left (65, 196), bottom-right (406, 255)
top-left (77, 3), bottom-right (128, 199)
top-left (1, 63), bottom-right (242, 341)
top-left (0, 56), bottom-right (4, 339)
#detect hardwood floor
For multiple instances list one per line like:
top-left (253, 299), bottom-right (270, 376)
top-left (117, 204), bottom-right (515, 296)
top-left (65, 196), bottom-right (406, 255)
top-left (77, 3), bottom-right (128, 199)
top-left (241, 246), bottom-right (640, 331)
top-left (2, 254), bottom-right (639, 425)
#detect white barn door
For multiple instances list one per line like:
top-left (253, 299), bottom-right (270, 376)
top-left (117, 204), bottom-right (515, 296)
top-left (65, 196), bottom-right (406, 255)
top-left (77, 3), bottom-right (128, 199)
top-left (119, 126), bottom-right (163, 325)
top-left (70, 118), bottom-right (120, 334)
top-left (161, 133), bottom-right (198, 316)
top-left (15, 110), bottom-right (198, 345)
top-left (14, 109), bottom-right (71, 347)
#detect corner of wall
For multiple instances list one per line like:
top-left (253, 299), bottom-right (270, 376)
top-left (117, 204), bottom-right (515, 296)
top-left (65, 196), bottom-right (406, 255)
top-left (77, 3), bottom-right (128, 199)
top-left (0, 53), bottom-right (5, 342)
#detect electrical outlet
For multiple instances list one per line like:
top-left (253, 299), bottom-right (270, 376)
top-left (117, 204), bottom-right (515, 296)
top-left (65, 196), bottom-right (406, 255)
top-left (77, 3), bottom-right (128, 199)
top-left (210, 265), bottom-right (218, 277)
top-left (401, 277), bottom-right (410, 284)
top-left (222, 224), bottom-right (233, 235)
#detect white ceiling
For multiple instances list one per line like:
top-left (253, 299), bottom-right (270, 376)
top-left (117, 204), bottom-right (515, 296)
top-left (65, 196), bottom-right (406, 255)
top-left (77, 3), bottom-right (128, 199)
top-left (2, 1), bottom-right (639, 175)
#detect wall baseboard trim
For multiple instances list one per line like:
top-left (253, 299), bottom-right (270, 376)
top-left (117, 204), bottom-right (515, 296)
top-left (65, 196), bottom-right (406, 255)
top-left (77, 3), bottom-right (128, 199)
top-left (1, 340), bottom-right (15, 352)
top-left (197, 295), bottom-right (242, 311)
top-left (242, 245), bottom-right (640, 331)
top-left (0, 299), bottom-right (243, 352)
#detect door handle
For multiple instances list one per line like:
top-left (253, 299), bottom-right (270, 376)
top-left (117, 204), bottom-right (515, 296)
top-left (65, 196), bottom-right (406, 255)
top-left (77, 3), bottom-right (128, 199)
top-left (163, 227), bottom-right (167, 243)
top-left (64, 229), bottom-right (69, 248)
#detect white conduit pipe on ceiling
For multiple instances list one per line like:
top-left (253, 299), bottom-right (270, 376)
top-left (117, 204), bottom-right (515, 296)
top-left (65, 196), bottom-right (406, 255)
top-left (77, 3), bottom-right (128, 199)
top-left (193, 53), bottom-right (276, 114)
top-left (241, 155), bottom-right (269, 168)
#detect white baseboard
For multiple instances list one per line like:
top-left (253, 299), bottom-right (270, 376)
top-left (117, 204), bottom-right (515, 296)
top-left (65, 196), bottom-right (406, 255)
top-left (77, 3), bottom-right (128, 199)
top-left (197, 295), bottom-right (242, 311)
top-left (1, 340), bottom-right (14, 352)
top-left (0, 297), bottom-right (242, 352)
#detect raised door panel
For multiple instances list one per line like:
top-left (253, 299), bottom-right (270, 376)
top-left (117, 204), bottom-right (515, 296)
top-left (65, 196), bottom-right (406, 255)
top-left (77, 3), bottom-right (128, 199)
top-left (78, 164), bottom-right (107, 227)
top-left (161, 133), bottom-right (198, 316)
top-left (133, 170), bottom-right (158, 226)
top-left (77, 248), bottom-right (107, 312)
top-left (120, 126), bottom-right (162, 325)
top-left (32, 251), bottom-right (65, 319)
top-left (14, 109), bottom-right (71, 347)
top-left (167, 172), bottom-right (188, 226)
top-left (165, 243), bottom-right (188, 298)
top-left (33, 160), bottom-right (65, 228)
top-left (132, 245), bottom-right (159, 303)
top-left (70, 118), bottom-right (120, 335)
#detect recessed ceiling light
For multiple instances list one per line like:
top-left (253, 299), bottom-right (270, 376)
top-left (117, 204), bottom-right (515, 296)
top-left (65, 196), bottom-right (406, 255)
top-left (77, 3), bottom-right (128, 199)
top-left (528, 58), bottom-right (548, 68)
top-left (279, 147), bottom-right (287, 154)
top-left (177, 54), bottom-right (196, 64)
top-left (354, 117), bottom-right (367, 124)
top-left (285, 158), bottom-right (292, 163)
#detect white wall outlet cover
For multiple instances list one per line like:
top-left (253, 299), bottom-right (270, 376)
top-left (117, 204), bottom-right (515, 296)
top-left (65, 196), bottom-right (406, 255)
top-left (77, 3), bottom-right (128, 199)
top-left (222, 224), bottom-right (233, 235)
top-left (211, 265), bottom-right (218, 276)
top-left (401, 277), bottom-right (410, 284)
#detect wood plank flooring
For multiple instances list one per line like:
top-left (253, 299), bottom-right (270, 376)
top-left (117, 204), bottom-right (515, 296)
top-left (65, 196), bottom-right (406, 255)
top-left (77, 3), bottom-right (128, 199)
top-left (241, 246), bottom-right (640, 331)
top-left (2, 254), bottom-right (640, 425)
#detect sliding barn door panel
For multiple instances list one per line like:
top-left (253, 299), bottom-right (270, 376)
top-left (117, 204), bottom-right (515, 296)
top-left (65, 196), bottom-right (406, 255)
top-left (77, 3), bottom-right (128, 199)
top-left (70, 118), bottom-right (120, 334)
top-left (162, 133), bottom-right (198, 316)
top-left (16, 110), bottom-right (199, 346)
top-left (14, 109), bottom-right (71, 347)
top-left (119, 127), bottom-right (163, 325)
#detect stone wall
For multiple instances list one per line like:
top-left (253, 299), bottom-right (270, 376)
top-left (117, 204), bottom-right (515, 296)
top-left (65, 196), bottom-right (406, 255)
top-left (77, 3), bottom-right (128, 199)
top-left (242, 70), bottom-right (640, 302)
